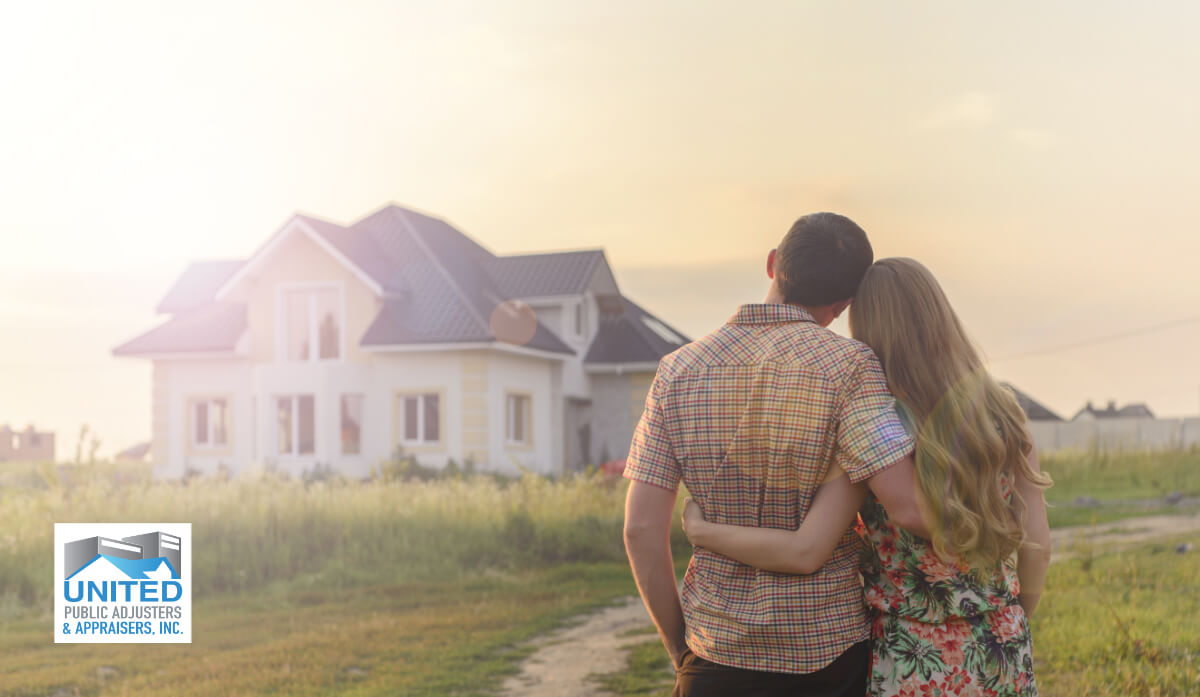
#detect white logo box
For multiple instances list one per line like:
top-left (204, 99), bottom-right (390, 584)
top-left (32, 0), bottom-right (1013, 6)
top-left (54, 523), bottom-right (192, 644)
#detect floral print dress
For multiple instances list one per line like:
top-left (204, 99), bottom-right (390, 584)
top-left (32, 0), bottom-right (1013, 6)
top-left (857, 481), bottom-right (1038, 697)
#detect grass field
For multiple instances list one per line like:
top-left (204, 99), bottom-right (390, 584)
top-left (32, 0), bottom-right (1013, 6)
top-left (1041, 449), bottom-right (1200, 527)
top-left (0, 561), bottom-right (638, 697)
top-left (0, 451), bottom-right (1197, 696)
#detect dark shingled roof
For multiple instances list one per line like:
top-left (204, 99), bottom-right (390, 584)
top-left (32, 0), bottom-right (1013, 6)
top-left (585, 296), bottom-right (689, 365)
top-left (346, 206), bottom-right (571, 354)
top-left (123, 205), bottom-right (580, 356)
top-left (1072, 400), bottom-right (1155, 420)
top-left (156, 260), bottom-right (244, 313)
top-left (1001, 383), bottom-right (1063, 422)
top-left (114, 303), bottom-right (247, 356)
top-left (121, 204), bottom-right (682, 362)
top-left (484, 251), bottom-right (606, 298)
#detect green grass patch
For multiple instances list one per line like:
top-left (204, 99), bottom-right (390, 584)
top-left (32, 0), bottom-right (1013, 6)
top-left (1040, 450), bottom-right (1200, 528)
top-left (1032, 535), bottom-right (1200, 696)
top-left (1047, 503), bottom-right (1200, 529)
top-left (0, 562), bottom-right (638, 697)
top-left (1042, 449), bottom-right (1200, 503)
top-left (590, 638), bottom-right (675, 697)
top-left (0, 466), bottom-right (691, 615)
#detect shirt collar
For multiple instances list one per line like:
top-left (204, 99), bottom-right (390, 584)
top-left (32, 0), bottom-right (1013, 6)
top-left (728, 303), bottom-right (816, 326)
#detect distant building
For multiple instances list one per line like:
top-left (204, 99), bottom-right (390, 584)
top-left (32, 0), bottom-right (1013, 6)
top-left (0, 424), bottom-right (56, 462)
top-left (1000, 384), bottom-right (1063, 422)
top-left (116, 441), bottom-right (152, 463)
top-left (1073, 400), bottom-right (1155, 421)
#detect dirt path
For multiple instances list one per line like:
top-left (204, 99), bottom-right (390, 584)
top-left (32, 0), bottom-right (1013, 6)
top-left (499, 596), bottom-right (655, 697)
top-left (501, 512), bottom-right (1200, 697)
top-left (1049, 510), bottom-right (1200, 558)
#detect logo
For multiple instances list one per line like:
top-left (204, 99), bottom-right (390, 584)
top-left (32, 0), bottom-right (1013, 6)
top-left (54, 523), bottom-right (191, 643)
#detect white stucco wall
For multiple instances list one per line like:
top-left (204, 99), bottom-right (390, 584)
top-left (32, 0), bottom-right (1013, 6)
top-left (485, 351), bottom-right (560, 476)
top-left (159, 359), bottom-right (254, 479)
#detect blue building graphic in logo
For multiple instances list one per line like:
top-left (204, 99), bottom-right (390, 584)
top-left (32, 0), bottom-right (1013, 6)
top-left (64, 531), bottom-right (182, 580)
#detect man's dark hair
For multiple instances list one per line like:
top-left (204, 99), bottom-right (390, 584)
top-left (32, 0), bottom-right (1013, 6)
top-left (773, 212), bottom-right (874, 306)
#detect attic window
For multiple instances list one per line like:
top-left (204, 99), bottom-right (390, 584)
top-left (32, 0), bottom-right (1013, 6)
top-left (281, 286), bottom-right (342, 362)
top-left (641, 317), bottom-right (683, 345)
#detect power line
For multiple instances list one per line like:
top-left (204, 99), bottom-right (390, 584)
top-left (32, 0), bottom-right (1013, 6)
top-left (991, 314), bottom-right (1200, 363)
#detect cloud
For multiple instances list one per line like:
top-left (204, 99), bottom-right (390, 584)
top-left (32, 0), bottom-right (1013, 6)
top-left (921, 91), bottom-right (996, 129)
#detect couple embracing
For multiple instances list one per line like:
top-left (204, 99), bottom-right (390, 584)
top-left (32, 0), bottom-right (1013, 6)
top-left (623, 213), bottom-right (1052, 697)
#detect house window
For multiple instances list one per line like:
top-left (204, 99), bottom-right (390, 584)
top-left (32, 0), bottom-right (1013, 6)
top-left (398, 393), bottom-right (440, 445)
top-left (190, 398), bottom-right (229, 449)
top-left (506, 393), bottom-right (531, 445)
top-left (275, 395), bottom-right (315, 456)
top-left (341, 394), bottom-right (363, 455)
top-left (574, 302), bottom-right (585, 337)
top-left (282, 287), bottom-right (341, 361)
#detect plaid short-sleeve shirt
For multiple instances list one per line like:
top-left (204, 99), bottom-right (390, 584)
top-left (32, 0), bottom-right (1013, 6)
top-left (625, 303), bottom-right (914, 674)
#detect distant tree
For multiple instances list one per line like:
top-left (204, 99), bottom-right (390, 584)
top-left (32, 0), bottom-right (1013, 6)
top-left (74, 424), bottom-right (89, 464)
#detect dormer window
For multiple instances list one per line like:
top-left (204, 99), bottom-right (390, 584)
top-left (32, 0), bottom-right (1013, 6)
top-left (574, 301), bottom-right (585, 337)
top-left (281, 285), bottom-right (342, 361)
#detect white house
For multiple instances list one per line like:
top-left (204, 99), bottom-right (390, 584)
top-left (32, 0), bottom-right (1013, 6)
top-left (114, 203), bottom-right (688, 479)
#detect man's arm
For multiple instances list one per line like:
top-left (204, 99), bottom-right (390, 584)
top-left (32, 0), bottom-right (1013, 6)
top-left (624, 481), bottom-right (686, 667)
top-left (837, 350), bottom-right (932, 539)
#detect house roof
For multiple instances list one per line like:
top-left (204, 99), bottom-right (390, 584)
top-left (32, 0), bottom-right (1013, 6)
top-left (585, 295), bottom-right (689, 366)
top-left (1117, 404), bottom-right (1155, 418)
top-left (347, 206), bottom-right (572, 354)
top-left (484, 251), bottom-right (606, 298)
top-left (1001, 383), bottom-right (1063, 421)
top-left (116, 442), bottom-right (152, 460)
top-left (119, 203), bottom-right (682, 363)
top-left (156, 260), bottom-right (243, 313)
top-left (113, 303), bottom-right (247, 356)
top-left (1073, 400), bottom-right (1156, 420)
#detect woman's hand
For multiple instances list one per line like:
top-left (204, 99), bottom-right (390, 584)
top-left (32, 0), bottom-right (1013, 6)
top-left (681, 497), bottom-right (708, 546)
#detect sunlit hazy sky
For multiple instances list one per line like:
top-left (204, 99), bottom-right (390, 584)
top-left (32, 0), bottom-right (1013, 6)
top-left (3, 2), bottom-right (1199, 458)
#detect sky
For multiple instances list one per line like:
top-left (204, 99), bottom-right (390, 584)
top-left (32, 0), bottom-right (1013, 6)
top-left (2, 1), bottom-right (1199, 458)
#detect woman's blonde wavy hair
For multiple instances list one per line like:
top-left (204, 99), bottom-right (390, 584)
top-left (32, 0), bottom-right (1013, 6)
top-left (848, 257), bottom-right (1052, 573)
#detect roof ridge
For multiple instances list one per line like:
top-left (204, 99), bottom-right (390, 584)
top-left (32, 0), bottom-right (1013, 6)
top-left (390, 207), bottom-right (492, 336)
top-left (294, 211), bottom-right (346, 227)
top-left (495, 248), bottom-right (606, 259)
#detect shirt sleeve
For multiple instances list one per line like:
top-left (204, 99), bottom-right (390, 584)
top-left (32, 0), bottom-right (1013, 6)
top-left (623, 366), bottom-right (681, 491)
top-left (836, 351), bottom-right (915, 483)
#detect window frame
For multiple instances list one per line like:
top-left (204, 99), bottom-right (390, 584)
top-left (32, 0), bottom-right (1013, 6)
top-left (340, 393), bottom-right (364, 456)
top-left (274, 394), bottom-right (316, 457)
top-left (188, 396), bottom-right (231, 451)
top-left (276, 282), bottom-right (346, 364)
top-left (395, 390), bottom-right (443, 449)
top-left (505, 391), bottom-right (533, 448)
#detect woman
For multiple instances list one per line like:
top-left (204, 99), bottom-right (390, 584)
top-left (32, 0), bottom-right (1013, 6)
top-left (682, 257), bottom-right (1052, 697)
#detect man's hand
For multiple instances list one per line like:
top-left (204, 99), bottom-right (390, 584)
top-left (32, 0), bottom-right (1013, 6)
top-left (624, 480), bottom-right (687, 663)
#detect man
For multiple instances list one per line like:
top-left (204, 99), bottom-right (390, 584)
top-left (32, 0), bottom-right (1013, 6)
top-left (623, 213), bottom-right (930, 697)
